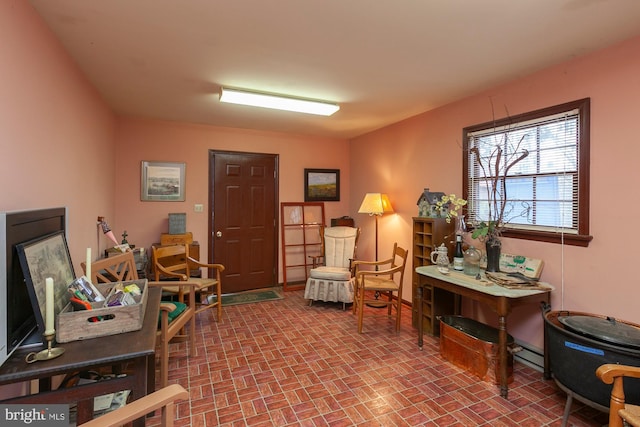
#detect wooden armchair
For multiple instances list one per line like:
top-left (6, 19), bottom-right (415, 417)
top-left (78, 383), bottom-right (188, 427)
top-left (152, 244), bottom-right (224, 321)
top-left (597, 363), bottom-right (640, 427)
top-left (351, 243), bottom-right (408, 334)
top-left (83, 251), bottom-right (197, 388)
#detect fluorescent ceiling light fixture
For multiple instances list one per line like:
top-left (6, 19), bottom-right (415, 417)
top-left (220, 87), bottom-right (339, 116)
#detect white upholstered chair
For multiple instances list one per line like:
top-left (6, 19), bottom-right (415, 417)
top-left (304, 226), bottom-right (360, 310)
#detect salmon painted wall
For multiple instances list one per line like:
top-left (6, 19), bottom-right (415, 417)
top-left (0, 1), bottom-right (115, 398)
top-left (114, 117), bottom-right (351, 282)
top-left (0, 2), bottom-right (116, 277)
top-left (350, 35), bottom-right (640, 350)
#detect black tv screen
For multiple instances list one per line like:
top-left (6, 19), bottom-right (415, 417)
top-left (1, 207), bottom-right (67, 365)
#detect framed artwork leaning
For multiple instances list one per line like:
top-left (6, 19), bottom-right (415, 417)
top-left (304, 168), bottom-right (340, 202)
top-left (16, 231), bottom-right (75, 336)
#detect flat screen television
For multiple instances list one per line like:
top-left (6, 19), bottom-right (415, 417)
top-left (0, 207), bottom-right (67, 368)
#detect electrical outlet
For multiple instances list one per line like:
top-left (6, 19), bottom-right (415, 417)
top-left (194, 204), bottom-right (204, 213)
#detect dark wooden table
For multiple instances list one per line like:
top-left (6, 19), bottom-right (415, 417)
top-left (416, 265), bottom-right (552, 399)
top-left (0, 287), bottom-right (161, 425)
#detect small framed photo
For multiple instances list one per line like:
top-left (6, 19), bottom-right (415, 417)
top-left (304, 168), bottom-right (340, 202)
top-left (141, 161), bottom-right (186, 201)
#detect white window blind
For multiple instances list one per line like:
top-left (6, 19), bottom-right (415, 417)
top-left (466, 108), bottom-right (580, 234)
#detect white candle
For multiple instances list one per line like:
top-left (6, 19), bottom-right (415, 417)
top-left (45, 277), bottom-right (55, 335)
top-left (86, 247), bottom-right (92, 281)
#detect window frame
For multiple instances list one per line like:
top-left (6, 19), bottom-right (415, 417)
top-left (462, 98), bottom-right (593, 247)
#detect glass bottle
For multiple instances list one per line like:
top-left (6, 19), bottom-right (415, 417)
top-left (453, 234), bottom-right (464, 270)
top-left (463, 245), bottom-right (481, 276)
top-left (455, 215), bottom-right (466, 236)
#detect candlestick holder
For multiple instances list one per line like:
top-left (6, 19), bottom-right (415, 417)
top-left (25, 331), bottom-right (65, 363)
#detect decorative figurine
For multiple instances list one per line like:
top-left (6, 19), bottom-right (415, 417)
top-left (416, 188), bottom-right (447, 217)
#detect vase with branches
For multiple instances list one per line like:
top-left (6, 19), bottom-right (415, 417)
top-left (467, 133), bottom-right (530, 271)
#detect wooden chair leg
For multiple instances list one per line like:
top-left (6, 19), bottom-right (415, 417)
top-left (357, 285), bottom-right (365, 333)
top-left (396, 298), bottom-right (402, 333)
top-left (216, 282), bottom-right (222, 322)
top-left (189, 310), bottom-right (196, 356)
top-left (352, 285), bottom-right (358, 314)
top-left (161, 340), bottom-right (168, 388)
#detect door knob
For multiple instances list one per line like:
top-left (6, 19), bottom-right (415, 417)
top-left (216, 231), bottom-right (222, 238)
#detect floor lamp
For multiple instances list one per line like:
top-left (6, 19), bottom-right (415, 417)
top-left (358, 193), bottom-right (394, 306)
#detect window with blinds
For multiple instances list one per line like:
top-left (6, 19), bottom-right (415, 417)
top-left (462, 98), bottom-right (592, 246)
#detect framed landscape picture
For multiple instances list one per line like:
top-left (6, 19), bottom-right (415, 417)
top-left (304, 168), bottom-right (340, 202)
top-left (141, 161), bottom-right (186, 201)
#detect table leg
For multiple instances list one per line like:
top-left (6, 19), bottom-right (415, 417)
top-left (417, 285), bottom-right (424, 350)
top-left (131, 356), bottom-right (151, 427)
top-left (144, 353), bottom-right (156, 396)
top-left (77, 399), bottom-right (94, 424)
top-left (498, 314), bottom-right (508, 398)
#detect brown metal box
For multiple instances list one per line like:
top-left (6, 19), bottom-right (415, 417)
top-left (439, 315), bottom-right (514, 384)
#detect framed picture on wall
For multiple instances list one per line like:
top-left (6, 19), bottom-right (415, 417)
top-left (141, 161), bottom-right (186, 201)
top-left (304, 168), bottom-right (340, 202)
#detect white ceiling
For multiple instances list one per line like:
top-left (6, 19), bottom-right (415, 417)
top-left (29, 0), bottom-right (640, 139)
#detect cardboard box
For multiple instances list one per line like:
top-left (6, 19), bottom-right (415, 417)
top-left (439, 315), bottom-right (514, 384)
top-left (56, 279), bottom-right (148, 343)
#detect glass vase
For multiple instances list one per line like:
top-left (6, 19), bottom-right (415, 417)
top-left (485, 238), bottom-right (501, 272)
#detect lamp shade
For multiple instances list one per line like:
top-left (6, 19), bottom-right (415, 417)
top-left (358, 193), bottom-right (394, 216)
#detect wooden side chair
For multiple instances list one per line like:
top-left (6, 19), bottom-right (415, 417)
top-left (78, 383), bottom-right (188, 427)
top-left (83, 251), bottom-right (197, 388)
top-left (304, 226), bottom-right (360, 310)
top-left (597, 363), bottom-right (640, 427)
top-left (151, 243), bottom-right (224, 321)
top-left (352, 243), bottom-right (408, 334)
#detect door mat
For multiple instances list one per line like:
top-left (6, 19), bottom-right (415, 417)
top-left (210, 288), bottom-right (283, 306)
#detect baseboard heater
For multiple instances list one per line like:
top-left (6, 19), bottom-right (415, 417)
top-left (514, 340), bottom-right (544, 372)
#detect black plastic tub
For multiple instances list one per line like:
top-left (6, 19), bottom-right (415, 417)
top-left (542, 304), bottom-right (640, 408)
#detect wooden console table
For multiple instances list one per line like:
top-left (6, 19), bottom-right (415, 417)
top-left (416, 265), bottom-right (552, 399)
top-left (0, 287), bottom-right (161, 426)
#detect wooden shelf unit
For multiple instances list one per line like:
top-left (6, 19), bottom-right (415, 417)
top-left (280, 202), bottom-right (325, 291)
top-left (411, 217), bottom-right (455, 333)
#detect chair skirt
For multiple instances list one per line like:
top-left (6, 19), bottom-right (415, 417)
top-left (304, 277), bottom-right (354, 305)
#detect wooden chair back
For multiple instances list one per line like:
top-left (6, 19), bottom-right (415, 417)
top-left (152, 244), bottom-right (192, 280)
top-left (83, 251), bottom-right (138, 283)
